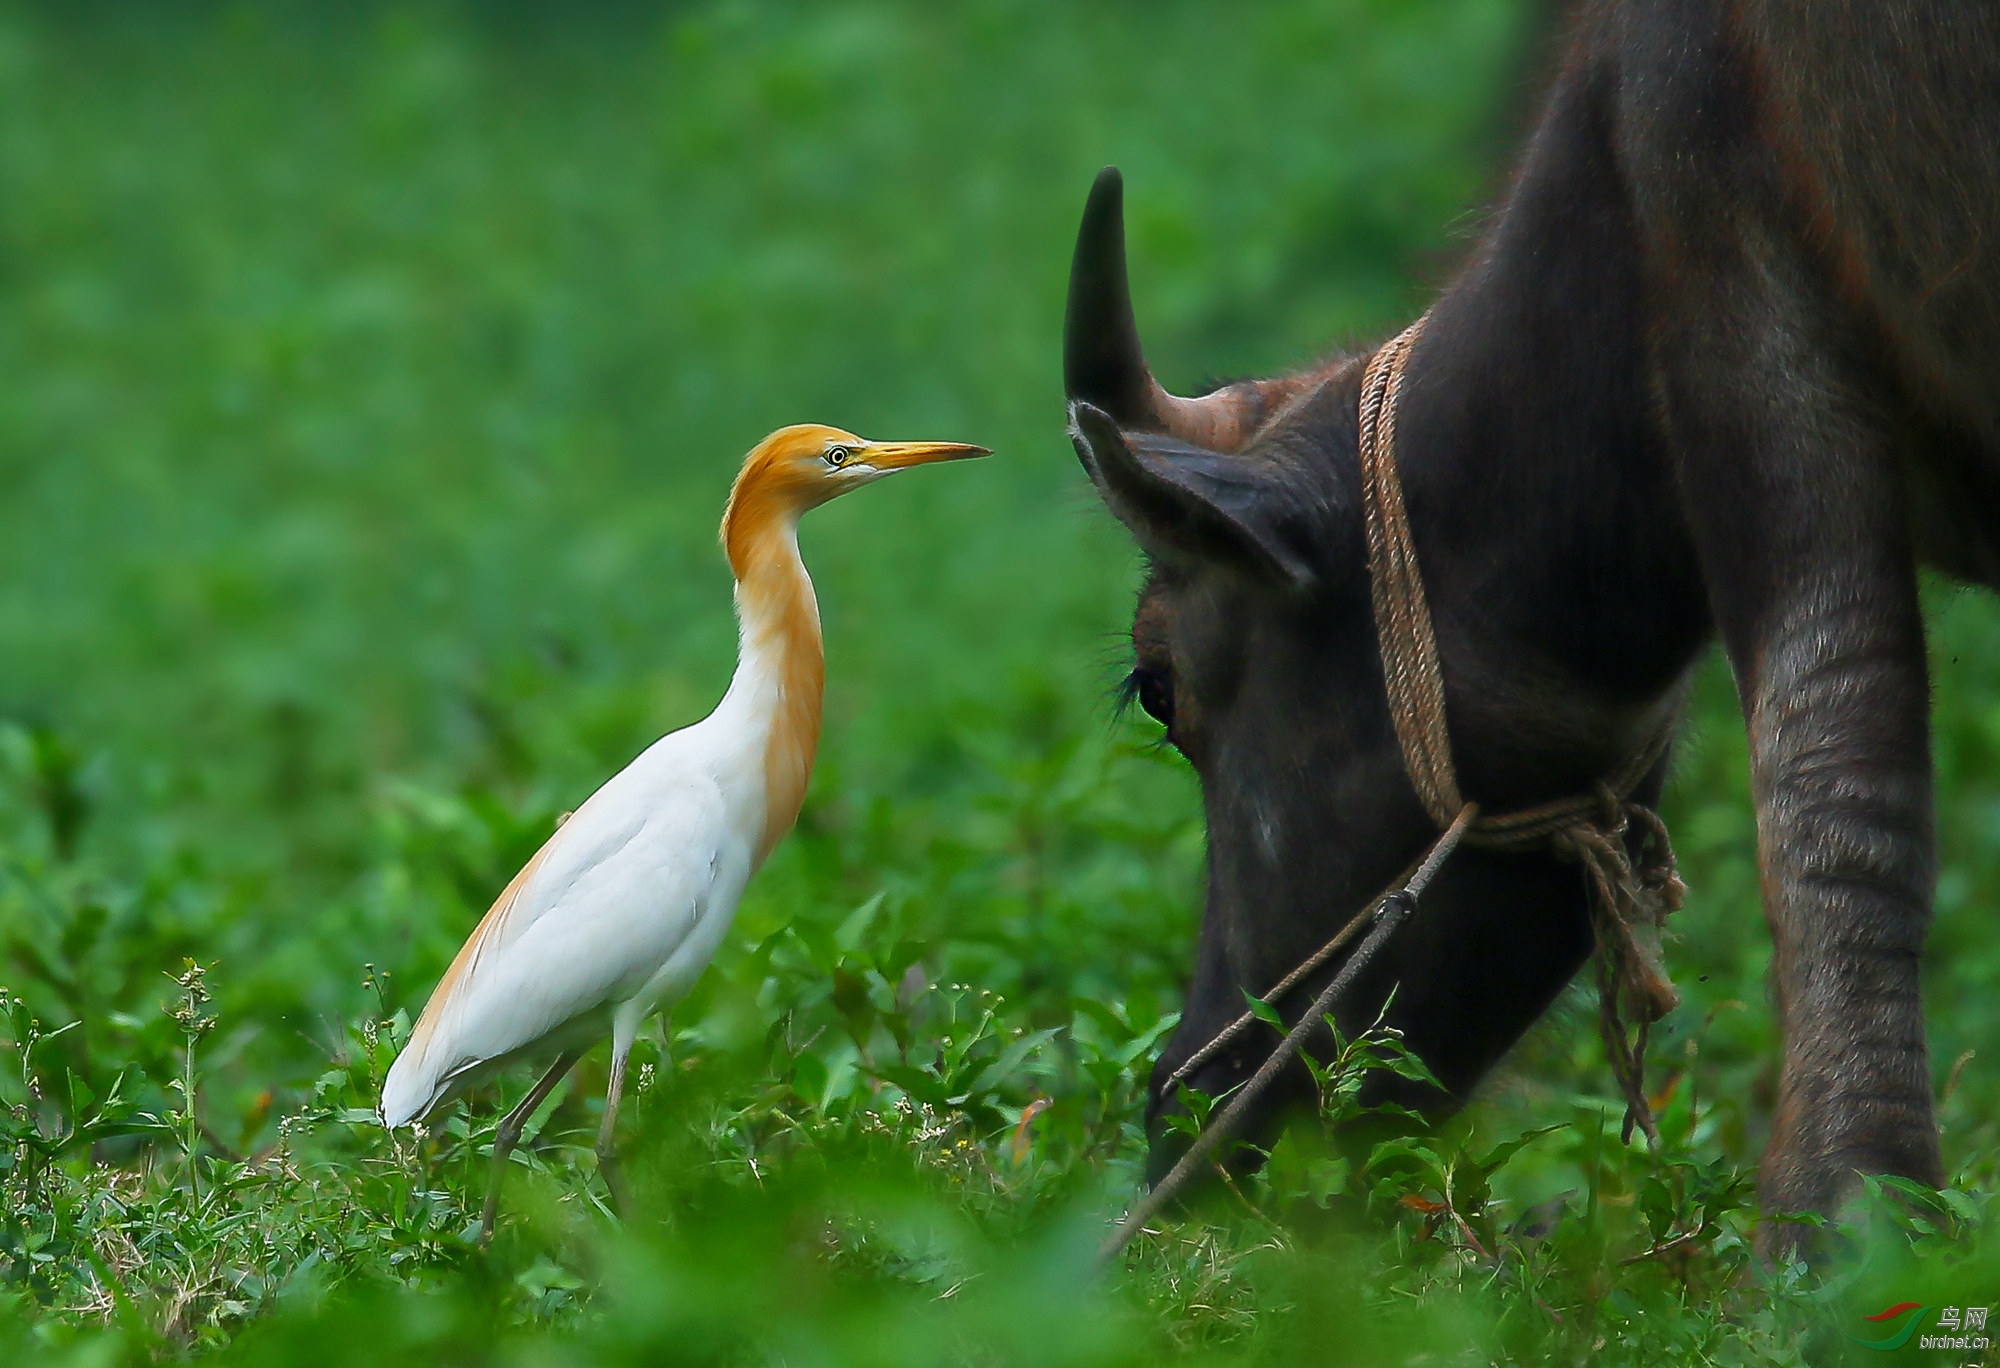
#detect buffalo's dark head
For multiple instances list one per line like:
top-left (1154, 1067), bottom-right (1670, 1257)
top-left (1066, 167), bottom-right (1703, 1183)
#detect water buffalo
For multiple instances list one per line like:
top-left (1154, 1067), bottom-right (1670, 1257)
top-left (1068, 0), bottom-right (2000, 1249)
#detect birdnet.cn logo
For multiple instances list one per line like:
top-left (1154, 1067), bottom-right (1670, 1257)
top-left (1843, 1302), bottom-right (1990, 1353)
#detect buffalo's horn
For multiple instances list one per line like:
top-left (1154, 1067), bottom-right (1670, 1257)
top-left (1063, 167), bottom-right (1276, 453)
top-left (1064, 168), bottom-right (1158, 429)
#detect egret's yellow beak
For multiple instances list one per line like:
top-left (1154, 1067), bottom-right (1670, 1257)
top-left (860, 440), bottom-right (990, 470)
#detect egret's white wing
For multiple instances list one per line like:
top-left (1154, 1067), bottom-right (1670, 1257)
top-left (382, 740), bottom-right (743, 1125)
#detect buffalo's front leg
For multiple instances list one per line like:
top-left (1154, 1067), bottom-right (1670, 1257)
top-left (1651, 254), bottom-right (1943, 1251)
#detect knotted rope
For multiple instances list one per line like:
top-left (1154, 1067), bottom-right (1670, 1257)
top-left (1360, 312), bottom-right (1684, 1144)
top-left (1101, 805), bottom-right (1475, 1265)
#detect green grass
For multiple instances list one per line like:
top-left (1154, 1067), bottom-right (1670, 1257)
top-left (0, 2), bottom-right (1996, 1363)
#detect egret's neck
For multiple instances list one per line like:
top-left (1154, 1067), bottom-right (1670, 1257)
top-left (718, 494), bottom-right (825, 865)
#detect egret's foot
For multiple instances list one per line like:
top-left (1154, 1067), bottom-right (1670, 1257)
top-left (597, 1143), bottom-right (628, 1218)
top-left (596, 1042), bottom-right (632, 1219)
top-left (476, 1049), bottom-right (583, 1249)
top-left (478, 1187), bottom-right (502, 1246)
top-left (480, 1123), bottom-right (521, 1246)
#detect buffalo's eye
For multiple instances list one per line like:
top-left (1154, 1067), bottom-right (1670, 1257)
top-left (1132, 665), bottom-right (1175, 732)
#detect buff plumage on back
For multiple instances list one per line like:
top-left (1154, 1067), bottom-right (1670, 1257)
top-left (386, 840), bottom-right (558, 1118)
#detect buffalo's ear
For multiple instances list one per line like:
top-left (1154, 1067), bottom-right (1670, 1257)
top-left (1070, 401), bottom-right (1324, 585)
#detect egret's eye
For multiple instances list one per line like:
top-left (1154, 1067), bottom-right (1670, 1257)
top-left (823, 445), bottom-right (852, 468)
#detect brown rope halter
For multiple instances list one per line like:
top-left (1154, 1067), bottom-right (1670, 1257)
top-left (1359, 311), bottom-right (1684, 1145)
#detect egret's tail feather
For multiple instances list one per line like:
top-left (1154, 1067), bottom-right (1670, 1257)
top-left (380, 1049), bottom-right (447, 1129)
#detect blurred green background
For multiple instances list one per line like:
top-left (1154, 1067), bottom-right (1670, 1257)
top-left (0, 1), bottom-right (1994, 1362)
top-left (0, 0), bottom-right (1528, 1098)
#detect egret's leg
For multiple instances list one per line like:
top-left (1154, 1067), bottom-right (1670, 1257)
top-left (596, 1035), bottom-right (634, 1217)
top-left (480, 1049), bottom-right (581, 1244)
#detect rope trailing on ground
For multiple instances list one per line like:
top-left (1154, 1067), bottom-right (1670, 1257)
top-left (1359, 312), bottom-right (1684, 1144)
top-left (1163, 812), bottom-right (1466, 1095)
top-left (1096, 805), bottom-right (1475, 1267)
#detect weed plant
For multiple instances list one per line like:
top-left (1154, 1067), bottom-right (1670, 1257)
top-left (1, 2), bottom-right (1997, 1363)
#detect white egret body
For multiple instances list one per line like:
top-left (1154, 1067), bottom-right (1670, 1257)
top-left (379, 424), bottom-right (986, 1233)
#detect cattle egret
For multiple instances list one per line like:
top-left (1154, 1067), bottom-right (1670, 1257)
top-left (379, 424), bottom-right (987, 1237)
